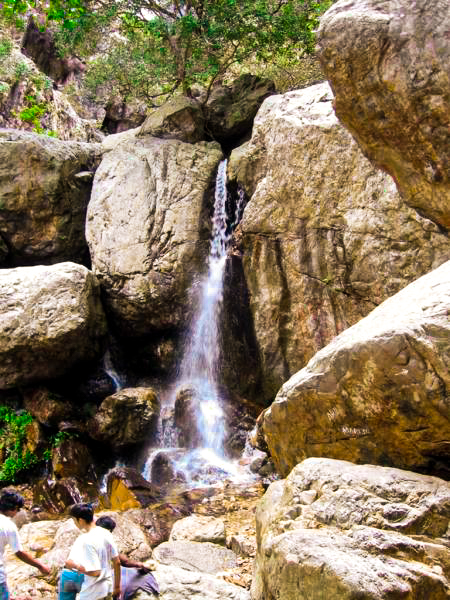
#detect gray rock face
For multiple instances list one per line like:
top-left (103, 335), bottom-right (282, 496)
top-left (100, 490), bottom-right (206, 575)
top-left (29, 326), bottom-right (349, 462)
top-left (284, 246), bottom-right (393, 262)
top-left (88, 387), bottom-right (160, 449)
top-left (169, 515), bottom-right (226, 545)
top-left (317, 0), bottom-right (450, 230)
top-left (86, 135), bottom-right (223, 336)
top-left (259, 260), bottom-right (450, 478)
top-left (252, 458), bottom-right (450, 600)
top-left (138, 564), bottom-right (250, 600)
top-left (0, 262), bottom-right (107, 389)
top-left (0, 129), bottom-right (101, 266)
top-left (153, 540), bottom-right (237, 575)
top-left (230, 83), bottom-right (450, 401)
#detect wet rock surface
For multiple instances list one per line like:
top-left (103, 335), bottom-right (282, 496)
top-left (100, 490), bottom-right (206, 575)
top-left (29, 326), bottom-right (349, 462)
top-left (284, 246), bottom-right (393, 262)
top-left (260, 260), bottom-right (450, 478)
top-left (252, 458), bottom-right (450, 600)
top-left (230, 82), bottom-right (450, 401)
top-left (318, 0), bottom-right (450, 230)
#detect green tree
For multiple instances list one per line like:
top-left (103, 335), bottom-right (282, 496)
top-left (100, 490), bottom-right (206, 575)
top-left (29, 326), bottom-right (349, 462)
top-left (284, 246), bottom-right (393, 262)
top-left (1, 0), bottom-right (334, 104)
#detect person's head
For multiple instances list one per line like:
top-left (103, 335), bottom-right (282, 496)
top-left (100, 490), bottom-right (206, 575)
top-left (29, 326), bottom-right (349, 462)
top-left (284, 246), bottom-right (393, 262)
top-left (69, 503), bottom-right (94, 529)
top-left (96, 516), bottom-right (116, 532)
top-left (0, 491), bottom-right (24, 516)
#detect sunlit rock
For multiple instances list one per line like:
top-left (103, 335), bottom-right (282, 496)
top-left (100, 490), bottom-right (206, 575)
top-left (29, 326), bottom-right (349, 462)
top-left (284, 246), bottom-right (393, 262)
top-left (252, 458), bottom-right (450, 600)
top-left (87, 135), bottom-right (223, 336)
top-left (230, 82), bottom-right (450, 401)
top-left (170, 515), bottom-right (226, 546)
top-left (0, 130), bottom-right (101, 266)
top-left (260, 260), bottom-right (450, 478)
top-left (0, 262), bottom-right (107, 389)
top-left (96, 510), bottom-right (152, 561)
top-left (88, 387), bottom-right (160, 449)
top-left (318, 0), bottom-right (450, 230)
top-left (153, 540), bottom-right (237, 575)
top-left (106, 467), bottom-right (163, 511)
top-left (136, 563), bottom-right (250, 599)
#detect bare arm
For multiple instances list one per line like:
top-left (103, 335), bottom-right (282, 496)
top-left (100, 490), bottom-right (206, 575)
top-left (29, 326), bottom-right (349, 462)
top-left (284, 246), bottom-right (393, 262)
top-left (112, 555), bottom-right (121, 598)
top-left (118, 553), bottom-right (149, 570)
top-left (15, 550), bottom-right (50, 575)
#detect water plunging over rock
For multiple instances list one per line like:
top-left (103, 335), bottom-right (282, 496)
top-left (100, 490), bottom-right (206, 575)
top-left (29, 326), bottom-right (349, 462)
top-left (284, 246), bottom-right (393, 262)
top-left (144, 160), bottom-right (256, 486)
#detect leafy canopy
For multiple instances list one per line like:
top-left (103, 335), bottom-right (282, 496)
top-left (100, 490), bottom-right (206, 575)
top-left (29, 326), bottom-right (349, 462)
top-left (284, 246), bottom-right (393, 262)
top-left (1, 0), bottom-right (334, 104)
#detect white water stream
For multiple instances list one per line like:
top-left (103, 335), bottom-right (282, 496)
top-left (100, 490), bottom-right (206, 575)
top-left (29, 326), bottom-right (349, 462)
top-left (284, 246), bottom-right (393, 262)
top-left (143, 160), bottom-right (254, 486)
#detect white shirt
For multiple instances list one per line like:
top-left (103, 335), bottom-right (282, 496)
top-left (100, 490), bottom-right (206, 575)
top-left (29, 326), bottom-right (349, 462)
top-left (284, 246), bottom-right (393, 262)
top-left (0, 513), bottom-right (22, 584)
top-left (77, 526), bottom-right (119, 600)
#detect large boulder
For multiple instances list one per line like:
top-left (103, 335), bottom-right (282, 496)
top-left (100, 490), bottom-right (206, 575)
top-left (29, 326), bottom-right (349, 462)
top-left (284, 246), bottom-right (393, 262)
top-left (135, 563), bottom-right (250, 600)
top-left (317, 0), bottom-right (450, 230)
top-left (88, 387), bottom-right (160, 449)
top-left (153, 540), bottom-right (238, 575)
top-left (105, 467), bottom-right (163, 510)
top-left (86, 135), bottom-right (223, 336)
top-left (230, 83), bottom-right (450, 401)
top-left (138, 96), bottom-right (205, 143)
top-left (0, 262), bottom-right (107, 389)
top-left (169, 515), bottom-right (226, 545)
top-left (259, 260), bottom-right (450, 478)
top-left (205, 74), bottom-right (275, 144)
top-left (252, 458), bottom-right (450, 600)
top-left (0, 129), bottom-right (101, 266)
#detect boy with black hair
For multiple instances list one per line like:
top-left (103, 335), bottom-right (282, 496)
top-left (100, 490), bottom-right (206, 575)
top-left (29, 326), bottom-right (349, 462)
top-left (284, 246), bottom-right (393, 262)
top-left (0, 490), bottom-right (50, 599)
top-left (59, 514), bottom-right (158, 600)
top-left (67, 503), bottom-right (121, 600)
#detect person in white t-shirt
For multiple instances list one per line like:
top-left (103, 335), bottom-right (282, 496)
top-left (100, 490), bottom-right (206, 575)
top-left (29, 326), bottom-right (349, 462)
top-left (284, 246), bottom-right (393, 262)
top-left (66, 503), bottom-right (120, 600)
top-left (0, 490), bottom-right (50, 600)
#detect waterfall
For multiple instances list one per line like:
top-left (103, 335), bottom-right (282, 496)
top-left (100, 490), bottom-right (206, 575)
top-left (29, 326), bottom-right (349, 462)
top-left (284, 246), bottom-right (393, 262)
top-left (143, 160), bottom-right (254, 486)
top-left (103, 349), bottom-right (123, 391)
top-left (177, 159), bottom-right (229, 453)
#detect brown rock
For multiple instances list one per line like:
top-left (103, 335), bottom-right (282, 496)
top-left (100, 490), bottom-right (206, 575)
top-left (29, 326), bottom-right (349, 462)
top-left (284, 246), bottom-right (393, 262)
top-left (23, 387), bottom-right (72, 426)
top-left (138, 96), bottom-right (205, 143)
top-left (260, 260), bottom-right (450, 478)
top-left (205, 74), bottom-right (275, 144)
top-left (317, 0), bottom-right (450, 230)
top-left (231, 83), bottom-right (450, 401)
top-left (0, 130), bottom-right (101, 267)
top-left (51, 438), bottom-right (94, 479)
top-left (106, 467), bottom-right (162, 510)
top-left (89, 387), bottom-right (159, 449)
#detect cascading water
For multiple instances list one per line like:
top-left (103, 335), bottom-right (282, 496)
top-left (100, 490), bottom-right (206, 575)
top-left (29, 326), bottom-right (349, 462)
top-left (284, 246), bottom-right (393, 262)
top-left (103, 349), bottom-right (123, 391)
top-left (177, 159), bottom-right (229, 453)
top-left (143, 160), bottom-right (253, 486)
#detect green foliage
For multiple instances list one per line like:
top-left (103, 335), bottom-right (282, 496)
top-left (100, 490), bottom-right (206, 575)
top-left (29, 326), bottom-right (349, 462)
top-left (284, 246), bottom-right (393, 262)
top-left (18, 93), bottom-right (57, 136)
top-left (0, 36), bottom-right (13, 59)
top-left (0, 406), bottom-right (37, 482)
top-left (0, 406), bottom-right (77, 482)
top-left (1, 0), bottom-right (335, 106)
top-left (14, 60), bottom-right (30, 80)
